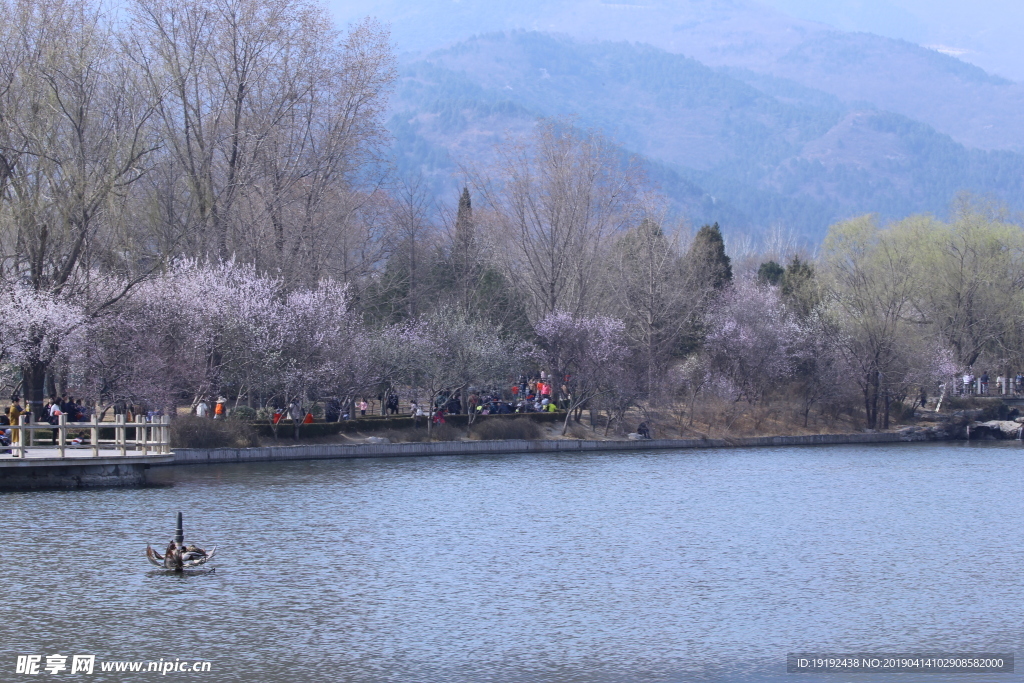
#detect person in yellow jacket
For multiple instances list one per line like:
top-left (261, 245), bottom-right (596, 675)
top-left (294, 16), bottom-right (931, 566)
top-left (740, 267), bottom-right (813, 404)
top-left (7, 398), bottom-right (23, 445)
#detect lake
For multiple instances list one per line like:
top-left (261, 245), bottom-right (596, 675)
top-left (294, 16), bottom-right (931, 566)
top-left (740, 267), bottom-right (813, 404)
top-left (2, 441), bottom-right (1022, 682)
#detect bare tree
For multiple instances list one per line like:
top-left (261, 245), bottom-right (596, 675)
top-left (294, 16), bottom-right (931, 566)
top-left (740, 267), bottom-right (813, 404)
top-left (609, 211), bottom-right (701, 395)
top-left (0, 0), bottom-right (158, 415)
top-left (475, 120), bottom-right (641, 322)
top-left (368, 176), bottom-right (434, 321)
top-left (127, 0), bottom-right (395, 271)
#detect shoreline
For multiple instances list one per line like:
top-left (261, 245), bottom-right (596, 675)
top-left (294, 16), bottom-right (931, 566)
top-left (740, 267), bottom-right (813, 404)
top-left (0, 429), bottom-right (981, 490)
top-left (167, 431), bottom-right (936, 467)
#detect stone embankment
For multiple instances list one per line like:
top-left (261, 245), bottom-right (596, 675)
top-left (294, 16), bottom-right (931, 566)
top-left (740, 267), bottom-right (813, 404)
top-left (967, 418), bottom-right (1024, 440)
top-left (912, 405), bottom-right (1024, 441)
top-left (0, 453), bottom-right (174, 491)
top-left (169, 431), bottom-right (936, 466)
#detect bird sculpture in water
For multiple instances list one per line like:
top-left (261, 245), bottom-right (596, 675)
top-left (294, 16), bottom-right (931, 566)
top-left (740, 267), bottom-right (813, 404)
top-left (146, 511), bottom-right (216, 572)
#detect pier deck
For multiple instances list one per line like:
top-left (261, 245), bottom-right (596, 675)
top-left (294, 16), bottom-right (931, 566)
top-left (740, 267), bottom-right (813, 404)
top-left (0, 435), bottom-right (173, 490)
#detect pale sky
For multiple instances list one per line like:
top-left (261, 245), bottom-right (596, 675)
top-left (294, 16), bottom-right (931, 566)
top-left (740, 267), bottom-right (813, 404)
top-left (327, 0), bottom-right (1024, 82)
top-left (759, 0), bottom-right (1024, 81)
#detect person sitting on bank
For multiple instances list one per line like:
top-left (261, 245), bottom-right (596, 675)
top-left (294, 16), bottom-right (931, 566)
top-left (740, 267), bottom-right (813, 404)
top-left (637, 422), bottom-right (651, 439)
top-left (0, 415), bottom-right (11, 453)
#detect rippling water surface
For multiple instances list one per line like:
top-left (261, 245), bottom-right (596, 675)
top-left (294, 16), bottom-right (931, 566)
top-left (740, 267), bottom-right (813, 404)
top-left (2, 442), bottom-right (1023, 682)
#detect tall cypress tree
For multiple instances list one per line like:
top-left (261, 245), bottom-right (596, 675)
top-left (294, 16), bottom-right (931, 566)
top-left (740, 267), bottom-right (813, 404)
top-left (454, 186), bottom-right (474, 263)
top-left (688, 222), bottom-right (732, 290)
top-left (452, 187), bottom-right (478, 315)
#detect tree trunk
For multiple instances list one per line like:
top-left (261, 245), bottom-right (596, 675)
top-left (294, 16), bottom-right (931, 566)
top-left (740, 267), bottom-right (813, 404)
top-left (561, 404), bottom-right (575, 436)
top-left (863, 371), bottom-right (879, 430)
top-left (863, 377), bottom-right (871, 430)
top-left (883, 389), bottom-right (890, 429)
top-left (25, 360), bottom-right (47, 421)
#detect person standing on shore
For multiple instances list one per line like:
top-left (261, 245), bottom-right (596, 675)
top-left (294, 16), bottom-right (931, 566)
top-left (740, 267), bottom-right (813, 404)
top-left (7, 398), bottom-right (22, 446)
top-left (47, 396), bottom-right (63, 444)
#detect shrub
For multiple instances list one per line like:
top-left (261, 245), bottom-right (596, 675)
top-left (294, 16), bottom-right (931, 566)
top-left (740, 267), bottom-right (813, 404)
top-left (941, 396), bottom-right (982, 410)
top-left (429, 423), bottom-right (463, 441)
top-left (980, 402), bottom-right (1011, 421)
top-left (888, 401), bottom-right (914, 423)
top-left (565, 420), bottom-right (594, 439)
top-left (230, 405), bottom-right (257, 422)
top-left (469, 418), bottom-right (541, 440)
top-left (171, 415), bottom-right (259, 449)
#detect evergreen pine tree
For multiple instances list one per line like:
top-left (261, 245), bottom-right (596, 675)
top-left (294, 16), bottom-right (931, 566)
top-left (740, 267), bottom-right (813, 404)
top-left (781, 256), bottom-right (819, 317)
top-left (757, 260), bottom-right (785, 286)
top-left (451, 186), bottom-right (479, 314)
top-left (688, 222), bottom-right (732, 289)
top-left (454, 186), bottom-right (474, 264)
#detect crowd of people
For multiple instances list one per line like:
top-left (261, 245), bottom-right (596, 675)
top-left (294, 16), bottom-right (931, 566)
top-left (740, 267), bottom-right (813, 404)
top-left (207, 371), bottom-right (573, 426)
top-left (419, 373), bottom-right (566, 425)
top-left (958, 371), bottom-right (1024, 396)
top-left (43, 395), bottom-right (92, 424)
top-left (176, 372), bottom-right (668, 436)
top-left (0, 394), bottom-right (96, 449)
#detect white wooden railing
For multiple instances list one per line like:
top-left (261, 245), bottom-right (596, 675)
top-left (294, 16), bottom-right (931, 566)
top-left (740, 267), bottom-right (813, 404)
top-left (6, 414), bottom-right (171, 459)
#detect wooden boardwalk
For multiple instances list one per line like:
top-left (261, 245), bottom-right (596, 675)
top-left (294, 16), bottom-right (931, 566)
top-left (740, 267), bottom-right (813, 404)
top-left (0, 415), bottom-right (174, 488)
top-left (0, 414), bottom-right (171, 459)
top-left (0, 447), bottom-right (173, 463)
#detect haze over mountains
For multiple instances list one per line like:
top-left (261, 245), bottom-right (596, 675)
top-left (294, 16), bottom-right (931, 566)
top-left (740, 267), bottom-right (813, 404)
top-left (759, 0), bottom-right (1024, 82)
top-left (331, 0), bottom-right (1024, 240)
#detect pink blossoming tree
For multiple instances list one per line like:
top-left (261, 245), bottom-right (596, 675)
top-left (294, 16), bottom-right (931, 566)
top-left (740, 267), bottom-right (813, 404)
top-left (534, 311), bottom-right (630, 435)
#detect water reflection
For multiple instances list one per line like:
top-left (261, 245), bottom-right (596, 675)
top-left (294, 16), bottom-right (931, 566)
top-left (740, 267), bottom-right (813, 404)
top-left (1, 442), bottom-right (1021, 682)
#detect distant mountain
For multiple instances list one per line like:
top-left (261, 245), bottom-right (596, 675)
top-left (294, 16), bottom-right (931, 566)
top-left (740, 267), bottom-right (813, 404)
top-left (763, 31), bottom-right (1024, 152)
top-left (757, 0), bottom-right (1024, 83)
top-left (334, 0), bottom-right (1024, 152)
top-left (388, 32), bottom-right (1024, 240)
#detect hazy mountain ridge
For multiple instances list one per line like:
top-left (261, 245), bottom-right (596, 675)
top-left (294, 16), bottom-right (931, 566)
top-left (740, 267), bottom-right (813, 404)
top-left (765, 31), bottom-right (1024, 151)
top-left (388, 31), bottom-right (1024, 240)
top-left (344, 0), bottom-right (1024, 154)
